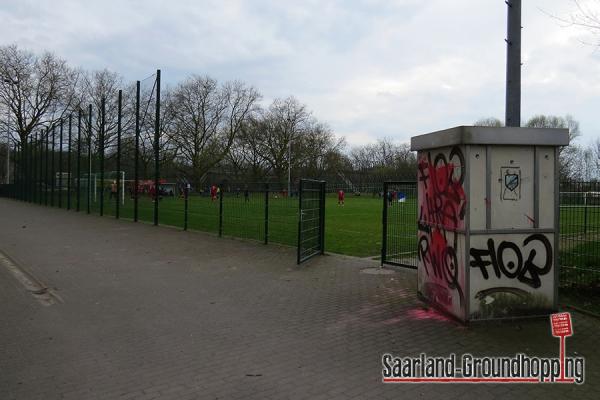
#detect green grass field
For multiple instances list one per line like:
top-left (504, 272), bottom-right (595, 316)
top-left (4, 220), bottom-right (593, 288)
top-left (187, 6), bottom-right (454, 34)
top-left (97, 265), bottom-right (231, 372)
top-left (82, 191), bottom-right (389, 257)
top-left (39, 190), bottom-right (600, 263)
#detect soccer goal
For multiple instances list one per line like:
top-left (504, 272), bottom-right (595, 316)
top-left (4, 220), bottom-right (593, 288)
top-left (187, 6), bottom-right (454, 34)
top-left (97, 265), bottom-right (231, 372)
top-left (54, 172), bottom-right (72, 191)
top-left (78, 173), bottom-right (98, 202)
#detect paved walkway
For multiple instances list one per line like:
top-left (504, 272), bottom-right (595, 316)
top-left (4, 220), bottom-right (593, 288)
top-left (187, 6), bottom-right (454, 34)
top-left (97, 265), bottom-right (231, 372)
top-left (0, 198), bottom-right (598, 399)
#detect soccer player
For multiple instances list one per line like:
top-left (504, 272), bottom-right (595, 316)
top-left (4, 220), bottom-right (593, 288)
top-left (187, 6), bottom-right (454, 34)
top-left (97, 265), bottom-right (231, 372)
top-left (338, 189), bottom-right (345, 206)
top-left (110, 180), bottom-right (117, 200)
top-left (210, 185), bottom-right (217, 201)
top-left (149, 185), bottom-right (156, 202)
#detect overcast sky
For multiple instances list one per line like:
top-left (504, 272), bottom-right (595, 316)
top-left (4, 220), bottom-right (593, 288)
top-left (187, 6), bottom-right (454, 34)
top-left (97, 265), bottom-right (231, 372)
top-left (1, 0), bottom-right (599, 147)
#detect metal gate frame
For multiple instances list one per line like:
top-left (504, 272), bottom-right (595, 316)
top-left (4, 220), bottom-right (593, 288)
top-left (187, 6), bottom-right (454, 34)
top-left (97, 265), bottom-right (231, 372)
top-left (297, 179), bottom-right (326, 264)
top-left (381, 181), bottom-right (418, 268)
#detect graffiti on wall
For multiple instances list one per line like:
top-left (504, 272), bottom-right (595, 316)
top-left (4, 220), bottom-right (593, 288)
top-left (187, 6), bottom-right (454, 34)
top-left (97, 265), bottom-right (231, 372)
top-left (469, 234), bottom-right (553, 289)
top-left (469, 233), bottom-right (554, 318)
top-left (417, 146), bottom-right (466, 311)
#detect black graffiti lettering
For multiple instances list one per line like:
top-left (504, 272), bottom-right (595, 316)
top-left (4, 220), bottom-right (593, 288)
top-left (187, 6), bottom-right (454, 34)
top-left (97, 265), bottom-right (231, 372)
top-left (418, 230), bottom-right (465, 307)
top-left (497, 241), bottom-right (522, 279)
top-left (449, 146), bottom-right (465, 185)
top-left (418, 235), bottom-right (431, 275)
top-left (519, 234), bottom-right (553, 289)
top-left (442, 245), bottom-right (459, 289)
top-left (469, 234), bottom-right (553, 288)
top-left (470, 247), bottom-right (493, 280)
top-left (486, 238), bottom-right (501, 279)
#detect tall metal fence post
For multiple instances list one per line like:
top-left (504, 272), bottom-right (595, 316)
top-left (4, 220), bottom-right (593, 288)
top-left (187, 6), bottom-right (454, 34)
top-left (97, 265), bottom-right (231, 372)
top-left (19, 137), bottom-right (23, 201)
top-left (21, 136), bottom-right (25, 201)
top-left (381, 182), bottom-right (388, 266)
top-left (34, 132), bottom-right (38, 203)
top-left (26, 136), bottom-right (30, 202)
top-left (320, 181), bottom-right (325, 255)
top-left (218, 185), bottom-right (223, 237)
top-left (583, 190), bottom-right (589, 236)
top-left (67, 115), bottom-right (72, 210)
top-left (153, 69), bottom-right (161, 226)
top-left (13, 142), bottom-right (18, 199)
top-left (116, 90), bottom-right (122, 219)
top-left (44, 129), bottom-right (49, 206)
top-left (25, 136), bottom-right (29, 202)
top-left (22, 139), bottom-right (26, 201)
top-left (30, 135), bottom-right (35, 202)
top-left (184, 184), bottom-right (189, 231)
top-left (297, 179), bottom-right (303, 264)
top-left (13, 143), bottom-right (17, 199)
top-left (31, 133), bottom-right (36, 203)
top-left (87, 104), bottom-right (92, 215)
top-left (21, 140), bottom-right (24, 201)
top-left (33, 133), bottom-right (36, 202)
top-left (134, 81), bottom-right (140, 222)
top-left (51, 125), bottom-right (55, 206)
top-left (58, 119), bottom-right (63, 208)
top-left (24, 136), bottom-right (28, 201)
top-left (264, 183), bottom-right (269, 244)
top-left (99, 97), bottom-right (105, 217)
top-left (76, 110), bottom-right (82, 212)
top-left (38, 131), bottom-right (43, 204)
top-left (31, 135), bottom-right (35, 202)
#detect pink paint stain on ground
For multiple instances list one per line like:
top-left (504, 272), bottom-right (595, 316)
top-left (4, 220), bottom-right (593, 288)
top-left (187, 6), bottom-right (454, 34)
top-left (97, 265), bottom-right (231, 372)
top-left (381, 307), bottom-right (454, 326)
top-left (405, 307), bottom-right (453, 322)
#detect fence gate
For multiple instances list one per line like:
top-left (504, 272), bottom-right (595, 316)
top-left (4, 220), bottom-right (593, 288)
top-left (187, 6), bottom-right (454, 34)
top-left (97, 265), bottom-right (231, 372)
top-left (381, 181), bottom-right (418, 268)
top-left (297, 179), bottom-right (326, 264)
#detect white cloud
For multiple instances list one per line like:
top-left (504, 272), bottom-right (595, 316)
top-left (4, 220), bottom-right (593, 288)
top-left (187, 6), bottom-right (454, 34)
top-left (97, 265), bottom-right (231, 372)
top-left (1, 0), bottom-right (599, 145)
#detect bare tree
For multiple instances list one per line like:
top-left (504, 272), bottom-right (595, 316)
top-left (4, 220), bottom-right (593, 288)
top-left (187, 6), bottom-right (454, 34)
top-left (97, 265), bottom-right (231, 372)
top-left (473, 117), bottom-right (504, 127)
top-left (0, 45), bottom-right (78, 148)
top-left (76, 69), bottom-right (136, 155)
top-left (227, 114), bottom-right (272, 181)
top-left (592, 138), bottom-right (600, 178)
top-left (263, 97), bottom-right (309, 184)
top-left (525, 114), bottom-right (582, 180)
top-left (168, 75), bottom-right (260, 187)
top-left (350, 138), bottom-right (415, 170)
top-left (295, 120), bottom-right (346, 177)
top-left (547, 0), bottom-right (600, 45)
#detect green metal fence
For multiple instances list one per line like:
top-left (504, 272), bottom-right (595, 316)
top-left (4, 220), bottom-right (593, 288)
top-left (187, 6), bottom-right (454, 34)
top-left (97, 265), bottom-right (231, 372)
top-left (559, 181), bottom-right (600, 288)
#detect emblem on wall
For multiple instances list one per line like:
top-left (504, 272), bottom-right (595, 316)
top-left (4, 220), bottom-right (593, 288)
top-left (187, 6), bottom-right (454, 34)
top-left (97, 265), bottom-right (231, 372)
top-left (501, 167), bottom-right (521, 201)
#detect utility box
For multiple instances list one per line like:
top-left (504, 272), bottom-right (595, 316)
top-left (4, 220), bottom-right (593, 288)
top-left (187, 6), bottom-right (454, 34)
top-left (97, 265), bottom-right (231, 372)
top-left (410, 126), bottom-right (569, 321)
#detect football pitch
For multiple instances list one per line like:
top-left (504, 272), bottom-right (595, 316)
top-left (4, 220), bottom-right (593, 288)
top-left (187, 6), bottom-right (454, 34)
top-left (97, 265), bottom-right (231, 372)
top-left (53, 191), bottom-right (396, 257)
top-left (43, 190), bottom-right (600, 263)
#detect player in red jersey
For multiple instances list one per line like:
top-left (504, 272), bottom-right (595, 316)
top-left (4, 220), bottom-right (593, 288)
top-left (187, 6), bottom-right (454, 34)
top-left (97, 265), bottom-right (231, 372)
top-left (338, 189), bottom-right (345, 206)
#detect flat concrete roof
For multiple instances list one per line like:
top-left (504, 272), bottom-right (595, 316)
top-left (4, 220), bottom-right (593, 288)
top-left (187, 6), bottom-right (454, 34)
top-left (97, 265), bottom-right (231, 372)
top-left (410, 126), bottom-right (570, 151)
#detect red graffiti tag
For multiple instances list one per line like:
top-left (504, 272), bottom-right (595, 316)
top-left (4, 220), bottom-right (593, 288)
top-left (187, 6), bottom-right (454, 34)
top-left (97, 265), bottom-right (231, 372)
top-left (417, 146), bottom-right (466, 311)
top-left (418, 149), bottom-right (466, 230)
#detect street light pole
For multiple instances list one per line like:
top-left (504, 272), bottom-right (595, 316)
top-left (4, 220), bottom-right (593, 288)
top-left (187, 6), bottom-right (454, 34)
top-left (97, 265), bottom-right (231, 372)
top-left (505, 0), bottom-right (521, 127)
